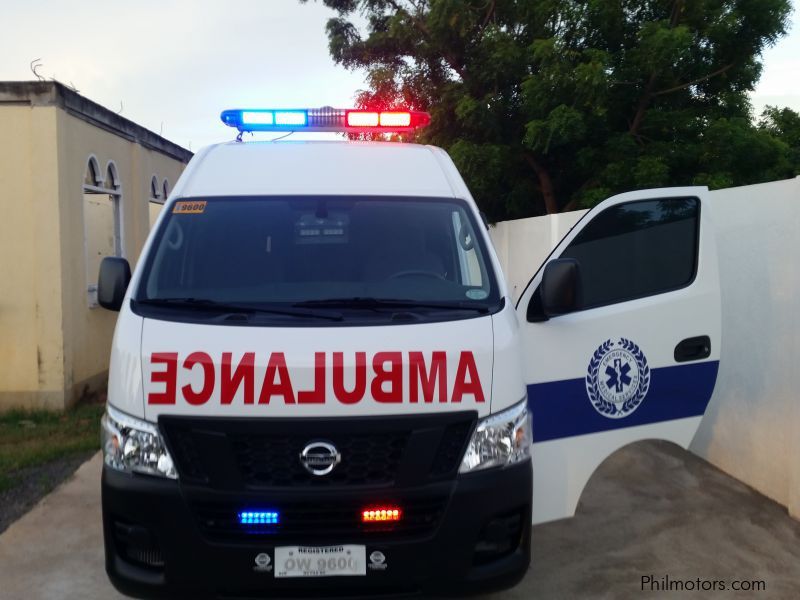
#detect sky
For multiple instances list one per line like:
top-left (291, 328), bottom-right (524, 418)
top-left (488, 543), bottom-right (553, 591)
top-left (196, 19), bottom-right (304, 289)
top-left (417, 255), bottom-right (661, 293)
top-left (1, 0), bottom-right (798, 152)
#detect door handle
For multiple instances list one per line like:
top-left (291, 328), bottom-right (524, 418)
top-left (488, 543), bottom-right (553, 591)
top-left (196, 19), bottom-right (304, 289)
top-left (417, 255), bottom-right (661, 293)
top-left (674, 336), bottom-right (711, 363)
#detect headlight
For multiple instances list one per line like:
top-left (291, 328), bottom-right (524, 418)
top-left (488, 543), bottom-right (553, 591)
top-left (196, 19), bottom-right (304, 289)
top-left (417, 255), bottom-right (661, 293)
top-left (101, 405), bottom-right (177, 479)
top-left (459, 398), bottom-right (531, 473)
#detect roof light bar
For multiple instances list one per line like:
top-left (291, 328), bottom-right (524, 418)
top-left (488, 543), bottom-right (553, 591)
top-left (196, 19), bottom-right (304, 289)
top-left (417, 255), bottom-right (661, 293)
top-left (221, 107), bottom-right (430, 133)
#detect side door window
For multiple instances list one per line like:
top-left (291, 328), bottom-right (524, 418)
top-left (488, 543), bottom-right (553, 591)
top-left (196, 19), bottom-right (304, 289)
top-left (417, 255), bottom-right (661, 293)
top-left (529, 198), bottom-right (699, 317)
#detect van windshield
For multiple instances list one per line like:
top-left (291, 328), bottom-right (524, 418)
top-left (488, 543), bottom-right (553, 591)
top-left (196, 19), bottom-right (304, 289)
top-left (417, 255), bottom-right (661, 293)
top-left (135, 196), bottom-right (500, 322)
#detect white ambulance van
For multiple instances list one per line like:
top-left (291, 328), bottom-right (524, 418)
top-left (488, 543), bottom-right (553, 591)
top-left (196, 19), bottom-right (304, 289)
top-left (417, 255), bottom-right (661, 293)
top-left (98, 107), bottom-right (720, 598)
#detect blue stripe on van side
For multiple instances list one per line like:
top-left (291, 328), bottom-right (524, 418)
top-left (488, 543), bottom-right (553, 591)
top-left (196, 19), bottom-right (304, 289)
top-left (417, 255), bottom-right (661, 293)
top-left (527, 360), bottom-right (719, 442)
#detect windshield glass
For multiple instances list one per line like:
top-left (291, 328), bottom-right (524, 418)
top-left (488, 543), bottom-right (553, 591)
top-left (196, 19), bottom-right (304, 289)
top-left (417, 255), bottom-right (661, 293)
top-left (135, 196), bottom-right (500, 320)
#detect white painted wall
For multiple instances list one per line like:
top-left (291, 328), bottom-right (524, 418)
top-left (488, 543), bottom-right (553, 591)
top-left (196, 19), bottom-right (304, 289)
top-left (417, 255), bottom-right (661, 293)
top-left (695, 178), bottom-right (800, 518)
top-left (489, 210), bottom-right (587, 304)
top-left (490, 177), bottom-right (800, 519)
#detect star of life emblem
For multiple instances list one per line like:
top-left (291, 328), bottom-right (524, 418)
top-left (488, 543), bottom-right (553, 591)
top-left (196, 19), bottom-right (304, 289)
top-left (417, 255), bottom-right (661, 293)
top-left (586, 338), bottom-right (650, 419)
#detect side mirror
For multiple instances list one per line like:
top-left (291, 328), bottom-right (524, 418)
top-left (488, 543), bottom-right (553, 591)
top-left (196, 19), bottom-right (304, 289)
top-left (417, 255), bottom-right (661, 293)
top-left (97, 257), bottom-right (131, 311)
top-left (540, 258), bottom-right (582, 318)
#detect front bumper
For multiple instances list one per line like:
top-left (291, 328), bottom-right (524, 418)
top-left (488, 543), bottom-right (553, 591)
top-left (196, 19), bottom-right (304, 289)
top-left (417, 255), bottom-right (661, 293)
top-left (102, 460), bottom-right (532, 599)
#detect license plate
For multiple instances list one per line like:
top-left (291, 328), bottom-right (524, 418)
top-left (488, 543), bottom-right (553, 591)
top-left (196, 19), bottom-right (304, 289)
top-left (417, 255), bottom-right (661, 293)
top-left (274, 545), bottom-right (366, 578)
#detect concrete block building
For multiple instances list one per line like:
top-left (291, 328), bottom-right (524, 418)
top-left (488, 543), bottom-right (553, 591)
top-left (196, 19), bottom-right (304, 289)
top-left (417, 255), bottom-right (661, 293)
top-left (0, 81), bottom-right (192, 411)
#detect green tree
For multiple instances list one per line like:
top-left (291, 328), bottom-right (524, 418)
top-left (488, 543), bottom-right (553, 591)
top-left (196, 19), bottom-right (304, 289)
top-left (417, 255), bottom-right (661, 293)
top-left (302, 0), bottom-right (793, 220)
top-left (759, 105), bottom-right (800, 176)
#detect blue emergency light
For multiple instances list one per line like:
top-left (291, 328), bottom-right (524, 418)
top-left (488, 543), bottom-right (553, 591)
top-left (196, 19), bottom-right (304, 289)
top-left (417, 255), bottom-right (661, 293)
top-left (221, 107), bottom-right (430, 133)
top-left (240, 110), bottom-right (307, 127)
top-left (238, 510), bottom-right (280, 525)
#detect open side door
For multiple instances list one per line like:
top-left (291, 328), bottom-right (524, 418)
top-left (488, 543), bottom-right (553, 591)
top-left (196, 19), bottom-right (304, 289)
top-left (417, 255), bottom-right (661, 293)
top-left (516, 187), bottom-right (720, 524)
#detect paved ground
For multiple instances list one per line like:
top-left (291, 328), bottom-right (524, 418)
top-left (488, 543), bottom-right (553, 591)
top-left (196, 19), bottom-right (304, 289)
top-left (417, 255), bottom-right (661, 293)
top-left (0, 450), bottom-right (96, 534)
top-left (1, 441), bottom-right (798, 599)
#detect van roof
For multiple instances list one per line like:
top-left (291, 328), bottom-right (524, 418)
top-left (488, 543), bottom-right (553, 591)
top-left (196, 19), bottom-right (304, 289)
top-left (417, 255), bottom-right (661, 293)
top-left (172, 140), bottom-right (462, 199)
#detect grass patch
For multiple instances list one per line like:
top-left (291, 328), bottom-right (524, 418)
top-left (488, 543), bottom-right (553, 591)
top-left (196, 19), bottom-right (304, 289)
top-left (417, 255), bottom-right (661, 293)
top-left (0, 403), bottom-right (104, 492)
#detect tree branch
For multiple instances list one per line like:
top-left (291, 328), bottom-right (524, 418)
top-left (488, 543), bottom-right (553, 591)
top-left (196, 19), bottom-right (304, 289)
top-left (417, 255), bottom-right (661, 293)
top-left (562, 197), bottom-right (580, 212)
top-left (563, 176), bottom-right (600, 211)
top-left (668, 0), bottom-right (683, 27)
top-left (629, 72), bottom-right (658, 139)
top-left (652, 63), bottom-right (735, 96)
top-left (481, 0), bottom-right (496, 29)
top-left (628, 0), bottom-right (684, 139)
top-left (524, 153), bottom-right (559, 214)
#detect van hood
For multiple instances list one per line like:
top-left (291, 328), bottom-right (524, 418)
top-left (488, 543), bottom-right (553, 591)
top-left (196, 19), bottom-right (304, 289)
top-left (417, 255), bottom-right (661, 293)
top-left (140, 317), bottom-right (494, 421)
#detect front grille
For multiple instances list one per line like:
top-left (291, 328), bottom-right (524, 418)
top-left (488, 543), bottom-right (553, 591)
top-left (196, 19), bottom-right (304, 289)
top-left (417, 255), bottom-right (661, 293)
top-left (160, 412), bottom-right (476, 490)
top-left (231, 432), bottom-right (408, 488)
top-left (192, 496), bottom-right (448, 542)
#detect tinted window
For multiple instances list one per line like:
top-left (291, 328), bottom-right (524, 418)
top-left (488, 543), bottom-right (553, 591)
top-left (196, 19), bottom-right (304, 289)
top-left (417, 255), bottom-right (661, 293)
top-left (137, 196), bottom-right (498, 314)
top-left (558, 198), bottom-right (699, 308)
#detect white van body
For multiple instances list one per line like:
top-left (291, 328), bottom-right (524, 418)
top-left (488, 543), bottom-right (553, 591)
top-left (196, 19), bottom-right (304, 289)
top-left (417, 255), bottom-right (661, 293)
top-left (100, 138), bottom-right (720, 598)
top-left (110, 142), bottom-right (524, 424)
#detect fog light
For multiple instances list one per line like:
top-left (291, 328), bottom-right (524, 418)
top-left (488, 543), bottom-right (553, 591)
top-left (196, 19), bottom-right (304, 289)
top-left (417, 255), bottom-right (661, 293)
top-left (113, 520), bottom-right (164, 569)
top-left (473, 510), bottom-right (524, 565)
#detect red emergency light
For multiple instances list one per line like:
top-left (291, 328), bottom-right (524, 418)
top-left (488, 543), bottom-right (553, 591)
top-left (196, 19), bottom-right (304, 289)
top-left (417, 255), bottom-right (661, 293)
top-left (362, 507), bottom-right (402, 522)
top-left (345, 110), bottom-right (420, 129)
top-left (378, 112), bottom-right (413, 127)
top-left (346, 111), bottom-right (380, 127)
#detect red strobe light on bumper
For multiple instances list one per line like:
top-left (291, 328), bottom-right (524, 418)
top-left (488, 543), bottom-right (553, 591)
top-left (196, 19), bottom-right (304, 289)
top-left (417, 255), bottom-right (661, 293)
top-left (362, 507), bottom-right (402, 522)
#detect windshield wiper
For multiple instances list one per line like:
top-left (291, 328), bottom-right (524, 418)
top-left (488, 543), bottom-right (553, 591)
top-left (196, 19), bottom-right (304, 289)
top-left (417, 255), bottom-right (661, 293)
top-left (136, 297), bottom-right (343, 321)
top-left (294, 297), bottom-right (490, 313)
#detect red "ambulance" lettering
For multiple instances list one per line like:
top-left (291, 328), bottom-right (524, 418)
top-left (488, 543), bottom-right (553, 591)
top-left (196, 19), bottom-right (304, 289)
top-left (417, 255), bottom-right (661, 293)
top-left (147, 351), bottom-right (485, 406)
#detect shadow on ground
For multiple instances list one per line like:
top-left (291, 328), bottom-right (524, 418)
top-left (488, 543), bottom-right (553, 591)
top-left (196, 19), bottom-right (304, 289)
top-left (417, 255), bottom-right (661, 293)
top-left (480, 440), bottom-right (800, 600)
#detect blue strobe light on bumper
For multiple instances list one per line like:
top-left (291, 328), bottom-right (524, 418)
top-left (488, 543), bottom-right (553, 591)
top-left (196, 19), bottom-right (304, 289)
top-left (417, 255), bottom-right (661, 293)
top-left (238, 510), bottom-right (280, 526)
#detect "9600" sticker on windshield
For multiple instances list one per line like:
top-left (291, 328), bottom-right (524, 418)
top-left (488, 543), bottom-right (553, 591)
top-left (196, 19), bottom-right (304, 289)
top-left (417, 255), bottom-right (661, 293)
top-left (172, 200), bottom-right (207, 214)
